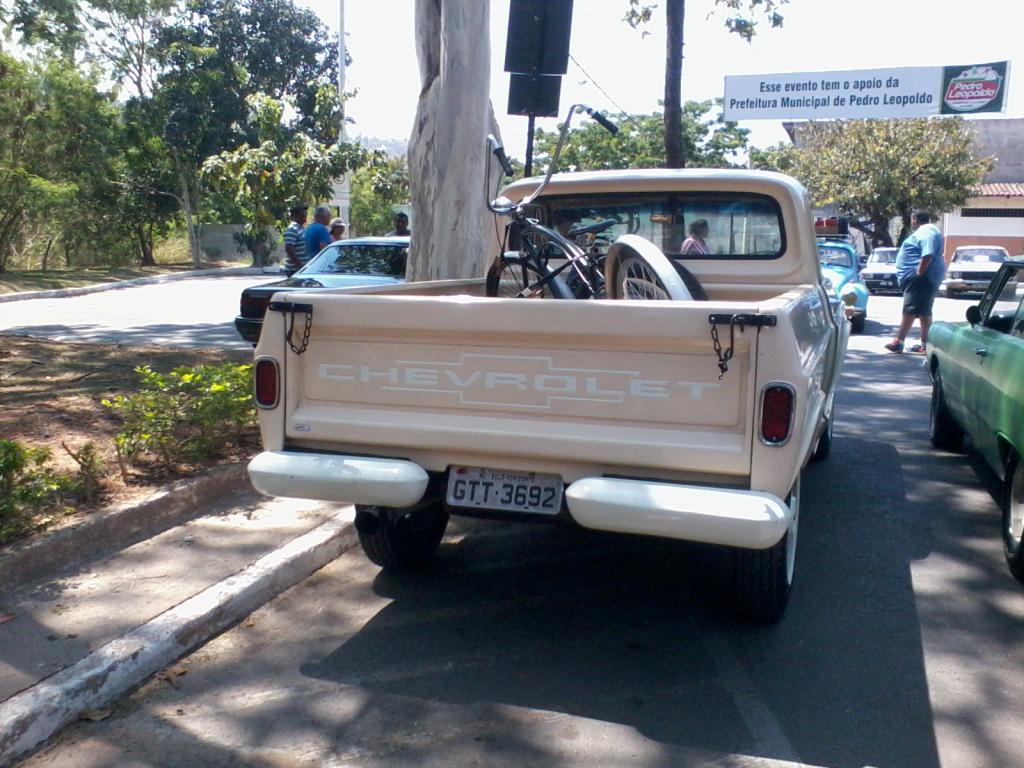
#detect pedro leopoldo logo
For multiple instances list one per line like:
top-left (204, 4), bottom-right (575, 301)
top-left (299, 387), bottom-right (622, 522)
top-left (944, 65), bottom-right (1003, 112)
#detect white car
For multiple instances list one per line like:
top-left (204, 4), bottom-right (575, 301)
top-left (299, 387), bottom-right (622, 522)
top-left (860, 247), bottom-right (900, 293)
top-left (941, 245), bottom-right (1011, 297)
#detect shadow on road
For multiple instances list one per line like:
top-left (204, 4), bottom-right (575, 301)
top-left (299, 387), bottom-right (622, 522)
top-left (297, 428), bottom-right (942, 767)
top-left (1, 322), bottom-right (247, 350)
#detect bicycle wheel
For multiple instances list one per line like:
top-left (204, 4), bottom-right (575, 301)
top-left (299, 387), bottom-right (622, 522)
top-left (604, 235), bottom-right (694, 301)
top-left (486, 255), bottom-right (572, 299)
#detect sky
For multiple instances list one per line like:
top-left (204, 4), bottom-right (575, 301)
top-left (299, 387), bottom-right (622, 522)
top-left (299, 0), bottom-right (1021, 162)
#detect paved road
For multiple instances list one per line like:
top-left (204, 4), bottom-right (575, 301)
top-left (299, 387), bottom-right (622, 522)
top-left (0, 275), bottom-right (276, 350)
top-left (18, 294), bottom-right (1024, 767)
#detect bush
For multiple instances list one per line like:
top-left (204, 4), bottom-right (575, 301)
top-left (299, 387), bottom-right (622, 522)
top-left (103, 363), bottom-right (256, 474)
top-left (0, 439), bottom-right (74, 543)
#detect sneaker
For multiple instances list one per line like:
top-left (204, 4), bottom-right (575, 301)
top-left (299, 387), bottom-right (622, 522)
top-left (884, 340), bottom-right (904, 353)
top-left (909, 344), bottom-right (927, 354)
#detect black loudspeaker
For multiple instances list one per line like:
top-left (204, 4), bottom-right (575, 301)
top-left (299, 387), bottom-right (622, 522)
top-left (508, 74), bottom-right (562, 117)
top-left (504, 0), bottom-right (573, 76)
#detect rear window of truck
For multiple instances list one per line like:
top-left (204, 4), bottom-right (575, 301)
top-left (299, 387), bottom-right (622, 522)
top-left (535, 192), bottom-right (786, 259)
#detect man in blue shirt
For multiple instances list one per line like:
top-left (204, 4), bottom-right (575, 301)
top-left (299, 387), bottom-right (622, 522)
top-left (885, 211), bottom-right (946, 354)
top-left (304, 205), bottom-right (333, 259)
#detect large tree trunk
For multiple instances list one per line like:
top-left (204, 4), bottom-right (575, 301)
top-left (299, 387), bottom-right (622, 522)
top-left (407, 0), bottom-right (502, 282)
top-left (175, 161), bottom-right (202, 269)
top-left (42, 234), bottom-right (58, 270)
top-left (136, 223), bottom-right (155, 266)
top-left (664, 0), bottom-right (685, 168)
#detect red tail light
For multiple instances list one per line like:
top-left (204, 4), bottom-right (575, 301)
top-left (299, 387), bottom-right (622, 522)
top-left (254, 358), bottom-right (279, 409)
top-left (241, 294), bottom-right (271, 318)
top-left (761, 385), bottom-right (794, 445)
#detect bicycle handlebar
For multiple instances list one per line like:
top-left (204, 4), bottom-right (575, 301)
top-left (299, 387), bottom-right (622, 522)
top-left (582, 106), bottom-right (618, 135)
top-left (485, 104), bottom-right (618, 215)
top-left (487, 134), bottom-right (514, 178)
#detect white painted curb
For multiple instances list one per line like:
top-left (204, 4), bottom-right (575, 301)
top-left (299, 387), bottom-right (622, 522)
top-left (0, 513), bottom-right (357, 766)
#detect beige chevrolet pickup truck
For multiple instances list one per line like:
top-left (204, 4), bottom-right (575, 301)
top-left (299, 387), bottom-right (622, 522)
top-left (247, 168), bottom-right (848, 622)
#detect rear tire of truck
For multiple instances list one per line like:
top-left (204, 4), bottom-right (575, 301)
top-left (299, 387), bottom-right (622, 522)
top-left (732, 476), bottom-right (799, 623)
top-left (355, 503), bottom-right (449, 571)
top-left (929, 369), bottom-right (963, 452)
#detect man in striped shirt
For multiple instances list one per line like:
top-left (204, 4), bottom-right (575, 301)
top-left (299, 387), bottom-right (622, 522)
top-left (283, 205), bottom-right (308, 274)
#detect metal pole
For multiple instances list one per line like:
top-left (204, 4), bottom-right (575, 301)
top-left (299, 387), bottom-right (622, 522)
top-left (337, 0), bottom-right (350, 229)
top-left (524, 114), bottom-right (536, 177)
top-left (338, 0), bottom-right (346, 121)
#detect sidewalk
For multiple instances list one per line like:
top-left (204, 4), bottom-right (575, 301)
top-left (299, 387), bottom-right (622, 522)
top-left (0, 473), bottom-right (356, 765)
top-left (0, 265), bottom-right (283, 305)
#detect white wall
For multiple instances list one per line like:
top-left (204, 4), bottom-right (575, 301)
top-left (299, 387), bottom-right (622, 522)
top-left (943, 213), bottom-right (1024, 237)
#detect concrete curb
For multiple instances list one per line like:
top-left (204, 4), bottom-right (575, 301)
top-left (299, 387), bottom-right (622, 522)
top-left (0, 265), bottom-right (282, 304)
top-left (0, 463), bottom-right (249, 589)
top-left (0, 513), bottom-right (357, 766)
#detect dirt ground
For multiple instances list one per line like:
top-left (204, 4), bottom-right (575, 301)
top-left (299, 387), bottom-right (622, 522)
top-left (0, 335), bottom-right (252, 545)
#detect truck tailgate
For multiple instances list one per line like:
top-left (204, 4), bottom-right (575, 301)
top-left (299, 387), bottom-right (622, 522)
top-left (271, 293), bottom-right (766, 480)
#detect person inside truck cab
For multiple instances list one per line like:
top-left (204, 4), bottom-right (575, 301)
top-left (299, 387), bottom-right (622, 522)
top-left (680, 219), bottom-right (711, 255)
top-left (551, 209), bottom-right (581, 236)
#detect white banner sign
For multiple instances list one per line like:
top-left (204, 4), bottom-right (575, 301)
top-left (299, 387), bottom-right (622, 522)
top-left (724, 62), bottom-right (1009, 121)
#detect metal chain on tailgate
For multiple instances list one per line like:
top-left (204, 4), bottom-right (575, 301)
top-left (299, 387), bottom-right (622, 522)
top-left (286, 306), bottom-right (313, 355)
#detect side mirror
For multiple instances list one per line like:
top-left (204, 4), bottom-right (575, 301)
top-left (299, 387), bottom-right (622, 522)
top-left (966, 305), bottom-right (982, 325)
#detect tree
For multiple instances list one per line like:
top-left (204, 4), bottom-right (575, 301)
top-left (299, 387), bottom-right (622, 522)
top-left (202, 92), bottom-right (378, 267)
top-left (115, 97), bottom-right (182, 265)
top-left (83, 0), bottom-right (177, 99)
top-left (0, 52), bottom-right (127, 272)
top-left (748, 141), bottom-right (799, 175)
top-left (532, 101), bottom-right (749, 171)
top-left (153, 0), bottom-right (341, 266)
top-left (0, 0), bottom-right (84, 53)
top-left (407, 0), bottom-right (503, 282)
top-left (349, 156), bottom-right (409, 237)
top-left (625, 0), bottom-right (787, 168)
top-left (764, 119), bottom-right (994, 246)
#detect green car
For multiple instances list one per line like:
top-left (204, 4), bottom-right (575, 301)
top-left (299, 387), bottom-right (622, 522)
top-left (927, 258), bottom-right (1024, 584)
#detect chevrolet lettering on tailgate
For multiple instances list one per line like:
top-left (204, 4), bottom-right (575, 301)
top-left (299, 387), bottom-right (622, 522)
top-left (318, 353), bottom-right (719, 409)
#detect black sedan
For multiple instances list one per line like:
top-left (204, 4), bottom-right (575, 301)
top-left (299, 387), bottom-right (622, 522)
top-left (235, 236), bottom-right (410, 343)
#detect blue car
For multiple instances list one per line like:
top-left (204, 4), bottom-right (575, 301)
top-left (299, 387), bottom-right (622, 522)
top-left (818, 239), bottom-right (869, 333)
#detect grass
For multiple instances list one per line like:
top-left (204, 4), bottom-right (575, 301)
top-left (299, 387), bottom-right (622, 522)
top-left (0, 265), bottom-right (193, 295)
top-left (0, 235), bottom-right (245, 295)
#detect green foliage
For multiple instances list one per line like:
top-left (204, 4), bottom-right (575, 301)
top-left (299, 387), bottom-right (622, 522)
top-left (714, 0), bottom-right (788, 42)
top-left (202, 91), bottom-right (380, 264)
top-left (0, 52), bottom-right (135, 271)
top-left (349, 156), bottom-right (410, 237)
top-left (1, 0), bottom-right (84, 53)
top-left (0, 439), bottom-right (73, 544)
top-left (62, 441), bottom-right (106, 504)
top-left (625, 0), bottom-right (788, 40)
top-left (103, 362), bottom-right (256, 473)
top-left (748, 142), bottom-right (800, 174)
top-left (624, 0), bottom-right (787, 166)
top-left (532, 102), bottom-right (749, 171)
top-left (770, 119), bottom-right (994, 245)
